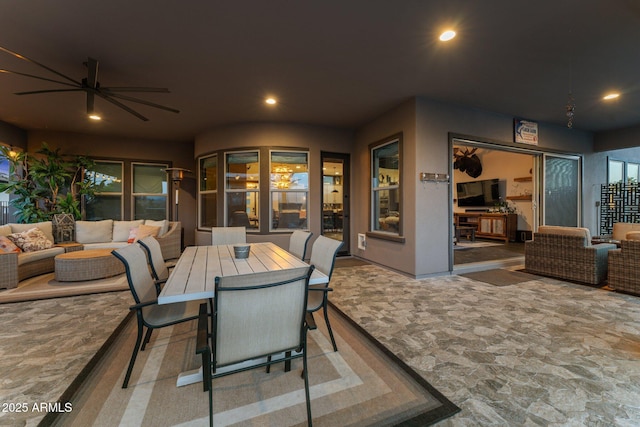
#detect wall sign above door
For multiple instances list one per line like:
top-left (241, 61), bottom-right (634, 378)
top-left (514, 119), bottom-right (539, 145)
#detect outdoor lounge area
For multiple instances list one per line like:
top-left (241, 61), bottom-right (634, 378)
top-left (2, 2), bottom-right (640, 426)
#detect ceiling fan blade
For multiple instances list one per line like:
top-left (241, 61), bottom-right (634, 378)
top-left (15, 88), bottom-right (84, 95)
top-left (87, 91), bottom-right (95, 114)
top-left (0, 69), bottom-right (80, 89)
top-left (0, 45), bottom-right (82, 86)
top-left (101, 87), bottom-right (171, 93)
top-left (86, 57), bottom-right (98, 88)
top-left (107, 92), bottom-right (180, 114)
top-left (95, 92), bottom-right (149, 121)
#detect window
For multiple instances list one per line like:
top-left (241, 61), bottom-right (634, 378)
top-left (270, 151), bottom-right (309, 231)
top-left (628, 163), bottom-right (639, 183)
top-left (225, 151), bottom-right (259, 230)
top-left (371, 135), bottom-right (401, 236)
top-left (85, 161), bottom-right (124, 220)
top-left (132, 163), bottom-right (168, 220)
top-left (608, 158), bottom-right (640, 184)
top-left (199, 154), bottom-right (218, 229)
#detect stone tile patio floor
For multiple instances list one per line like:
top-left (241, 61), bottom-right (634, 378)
top-left (2, 261), bottom-right (640, 426)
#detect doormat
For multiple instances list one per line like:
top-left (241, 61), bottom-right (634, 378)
top-left (460, 269), bottom-right (540, 286)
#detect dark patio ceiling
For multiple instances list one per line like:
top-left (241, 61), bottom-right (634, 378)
top-left (0, 0), bottom-right (639, 141)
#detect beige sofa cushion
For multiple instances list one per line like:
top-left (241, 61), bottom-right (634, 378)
top-left (17, 247), bottom-right (64, 266)
top-left (613, 222), bottom-right (640, 240)
top-left (76, 219), bottom-right (114, 244)
top-left (9, 221), bottom-right (55, 243)
top-left (626, 231), bottom-right (640, 241)
top-left (113, 220), bottom-right (144, 242)
top-left (537, 225), bottom-right (591, 241)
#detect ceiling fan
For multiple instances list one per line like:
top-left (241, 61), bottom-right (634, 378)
top-left (0, 45), bottom-right (179, 121)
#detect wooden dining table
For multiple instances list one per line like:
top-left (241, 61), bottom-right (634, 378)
top-left (158, 241), bottom-right (328, 386)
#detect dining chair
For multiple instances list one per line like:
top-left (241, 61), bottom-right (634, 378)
top-left (137, 236), bottom-right (170, 294)
top-left (308, 235), bottom-right (343, 352)
top-left (289, 230), bottom-right (313, 261)
top-left (112, 244), bottom-right (201, 388)
top-left (229, 210), bottom-right (251, 227)
top-left (196, 266), bottom-right (315, 426)
top-left (211, 226), bottom-right (246, 245)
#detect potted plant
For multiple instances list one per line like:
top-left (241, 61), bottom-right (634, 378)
top-left (0, 143), bottom-right (101, 223)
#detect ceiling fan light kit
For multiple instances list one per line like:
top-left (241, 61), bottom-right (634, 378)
top-left (0, 46), bottom-right (179, 121)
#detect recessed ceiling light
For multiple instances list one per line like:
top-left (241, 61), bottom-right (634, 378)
top-left (603, 93), bottom-right (620, 100)
top-left (265, 98), bottom-right (277, 105)
top-left (439, 30), bottom-right (456, 42)
top-left (88, 114), bottom-right (101, 121)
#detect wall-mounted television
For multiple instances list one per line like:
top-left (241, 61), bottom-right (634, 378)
top-left (456, 178), bottom-right (501, 207)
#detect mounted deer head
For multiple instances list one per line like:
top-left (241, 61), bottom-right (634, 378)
top-left (453, 147), bottom-right (483, 178)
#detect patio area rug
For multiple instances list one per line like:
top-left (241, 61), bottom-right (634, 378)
top-left (460, 268), bottom-right (540, 286)
top-left (0, 272), bottom-right (128, 304)
top-left (50, 306), bottom-right (459, 427)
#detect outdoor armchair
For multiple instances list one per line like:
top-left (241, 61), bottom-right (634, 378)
top-left (308, 235), bottom-right (343, 352)
top-left (211, 226), bottom-right (246, 245)
top-left (137, 236), bottom-right (170, 294)
top-left (196, 265), bottom-right (315, 426)
top-left (112, 244), bottom-right (201, 388)
top-left (289, 230), bottom-right (313, 261)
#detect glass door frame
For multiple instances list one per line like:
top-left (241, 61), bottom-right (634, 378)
top-left (321, 151), bottom-right (350, 256)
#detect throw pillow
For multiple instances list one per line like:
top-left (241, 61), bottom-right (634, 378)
top-left (144, 219), bottom-right (169, 236)
top-left (113, 220), bottom-right (144, 242)
top-left (136, 224), bottom-right (161, 241)
top-left (0, 235), bottom-right (21, 253)
top-left (7, 227), bottom-right (53, 252)
top-left (127, 224), bottom-right (160, 243)
top-left (127, 227), bottom-right (139, 244)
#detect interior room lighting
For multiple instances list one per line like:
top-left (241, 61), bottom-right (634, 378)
top-left (88, 114), bottom-right (101, 121)
top-left (439, 30), bottom-right (456, 41)
top-left (603, 93), bottom-right (620, 100)
top-left (265, 97), bottom-right (277, 105)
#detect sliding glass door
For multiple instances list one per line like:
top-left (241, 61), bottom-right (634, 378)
top-left (542, 154), bottom-right (581, 227)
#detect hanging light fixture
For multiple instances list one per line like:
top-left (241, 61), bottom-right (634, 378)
top-left (565, 33), bottom-right (575, 129)
top-left (566, 92), bottom-right (575, 129)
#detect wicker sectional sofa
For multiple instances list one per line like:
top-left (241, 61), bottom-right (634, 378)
top-left (524, 225), bottom-right (617, 285)
top-left (607, 230), bottom-right (640, 295)
top-left (0, 220), bottom-right (181, 290)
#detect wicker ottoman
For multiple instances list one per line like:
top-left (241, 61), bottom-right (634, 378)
top-left (55, 249), bottom-right (125, 282)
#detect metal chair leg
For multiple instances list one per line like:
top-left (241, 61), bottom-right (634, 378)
top-left (323, 304), bottom-right (338, 352)
top-left (123, 318), bottom-right (144, 388)
top-left (141, 327), bottom-right (153, 351)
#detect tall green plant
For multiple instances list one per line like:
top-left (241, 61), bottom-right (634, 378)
top-left (0, 143), bottom-right (101, 223)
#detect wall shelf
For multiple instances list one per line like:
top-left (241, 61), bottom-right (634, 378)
top-left (506, 195), bottom-right (532, 201)
top-left (514, 176), bottom-right (532, 182)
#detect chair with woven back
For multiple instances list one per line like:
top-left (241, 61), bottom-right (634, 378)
top-left (195, 265), bottom-right (316, 426)
top-left (211, 226), bottom-right (246, 245)
top-left (112, 244), bottom-right (201, 388)
top-left (307, 235), bottom-right (343, 352)
top-left (289, 230), bottom-right (313, 261)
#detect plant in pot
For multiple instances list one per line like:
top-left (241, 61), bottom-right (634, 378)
top-left (0, 143), bottom-right (101, 224)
